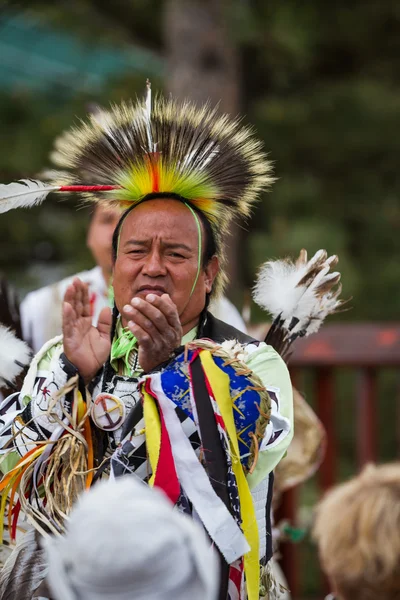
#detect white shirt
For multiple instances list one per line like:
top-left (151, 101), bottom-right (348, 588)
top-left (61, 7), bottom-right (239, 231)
top-left (209, 295), bottom-right (247, 333)
top-left (20, 266), bottom-right (108, 353)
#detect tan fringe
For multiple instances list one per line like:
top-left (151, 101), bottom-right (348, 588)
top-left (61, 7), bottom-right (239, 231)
top-left (12, 375), bottom-right (93, 536)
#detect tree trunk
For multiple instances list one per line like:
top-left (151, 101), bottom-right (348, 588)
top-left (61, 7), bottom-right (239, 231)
top-left (163, 0), bottom-right (242, 300)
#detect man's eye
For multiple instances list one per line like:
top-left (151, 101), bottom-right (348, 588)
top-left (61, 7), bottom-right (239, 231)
top-left (169, 252), bottom-right (185, 259)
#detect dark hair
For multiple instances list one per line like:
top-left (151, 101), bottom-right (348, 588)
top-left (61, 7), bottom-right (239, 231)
top-left (111, 193), bottom-right (218, 268)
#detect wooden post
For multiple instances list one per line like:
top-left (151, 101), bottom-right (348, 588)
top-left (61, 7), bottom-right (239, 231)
top-left (286, 324), bottom-right (400, 598)
top-left (315, 367), bottom-right (336, 491)
top-left (357, 367), bottom-right (378, 467)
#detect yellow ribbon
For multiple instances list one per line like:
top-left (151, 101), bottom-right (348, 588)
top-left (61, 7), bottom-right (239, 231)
top-left (142, 387), bottom-right (162, 485)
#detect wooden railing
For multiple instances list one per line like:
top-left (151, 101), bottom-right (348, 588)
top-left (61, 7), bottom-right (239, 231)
top-left (277, 323), bottom-right (400, 599)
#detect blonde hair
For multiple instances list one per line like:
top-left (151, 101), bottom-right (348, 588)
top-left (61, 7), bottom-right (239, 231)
top-left (312, 463), bottom-right (400, 600)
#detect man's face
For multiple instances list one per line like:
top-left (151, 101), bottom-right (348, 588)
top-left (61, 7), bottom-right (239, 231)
top-left (86, 205), bottom-right (121, 277)
top-left (113, 199), bottom-right (218, 329)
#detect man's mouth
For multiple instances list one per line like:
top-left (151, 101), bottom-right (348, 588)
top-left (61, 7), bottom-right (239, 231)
top-left (136, 285), bottom-right (167, 297)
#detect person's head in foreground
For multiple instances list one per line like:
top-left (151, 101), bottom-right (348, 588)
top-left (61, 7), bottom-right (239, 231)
top-left (44, 476), bottom-right (219, 600)
top-left (313, 462), bottom-right (400, 600)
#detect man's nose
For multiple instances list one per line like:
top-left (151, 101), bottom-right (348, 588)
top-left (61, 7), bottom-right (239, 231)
top-left (141, 250), bottom-right (166, 277)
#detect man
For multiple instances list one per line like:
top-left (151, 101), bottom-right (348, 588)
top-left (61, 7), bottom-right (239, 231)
top-left (21, 205), bottom-right (247, 354)
top-left (0, 94), bottom-right (293, 600)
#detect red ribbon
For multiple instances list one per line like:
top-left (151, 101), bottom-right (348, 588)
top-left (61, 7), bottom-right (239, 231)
top-left (59, 185), bottom-right (120, 192)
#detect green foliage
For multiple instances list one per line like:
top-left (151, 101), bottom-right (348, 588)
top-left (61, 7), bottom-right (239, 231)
top-left (1, 0), bottom-right (399, 321)
top-left (237, 0), bottom-right (400, 320)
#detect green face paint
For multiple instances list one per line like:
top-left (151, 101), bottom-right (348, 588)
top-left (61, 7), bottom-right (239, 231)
top-left (183, 202), bottom-right (202, 297)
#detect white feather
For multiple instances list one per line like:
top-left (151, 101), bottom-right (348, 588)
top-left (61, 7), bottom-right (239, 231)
top-left (253, 249), bottom-right (343, 338)
top-left (145, 78), bottom-right (152, 120)
top-left (143, 78), bottom-right (155, 152)
top-left (0, 325), bottom-right (31, 384)
top-left (303, 286), bottom-right (343, 336)
top-left (90, 108), bottom-right (120, 143)
top-left (253, 255), bottom-right (315, 319)
top-left (0, 179), bottom-right (58, 214)
top-left (288, 268), bottom-right (339, 333)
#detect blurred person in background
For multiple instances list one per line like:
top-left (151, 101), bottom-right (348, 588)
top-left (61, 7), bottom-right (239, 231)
top-left (313, 463), bottom-right (400, 600)
top-left (42, 476), bottom-right (219, 600)
top-left (20, 207), bottom-right (247, 354)
top-left (210, 293), bottom-right (247, 332)
top-left (20, 204), bottom-right (120, 352)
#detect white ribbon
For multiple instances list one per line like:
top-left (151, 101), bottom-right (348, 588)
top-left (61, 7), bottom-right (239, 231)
top-left (150, 374), bottom-right (250, 564)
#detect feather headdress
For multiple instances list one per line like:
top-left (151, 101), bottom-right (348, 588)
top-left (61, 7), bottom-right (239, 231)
top-left (253, 249), bottom-right (345, 360)
top-left (0, 85), bottom-right (274, 296)
top-left (47, 96), bottom-right (274, 231)
top-left (0, 88), bottom-right (274, 237)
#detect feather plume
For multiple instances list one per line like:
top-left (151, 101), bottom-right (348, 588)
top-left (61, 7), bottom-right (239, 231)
top-left (0, 281), bottom-right (26, 393)
top-left (144, 78), bottom-right (152, 120)
top-left (143, 78), bottom-right (154, 151)
top-left (0, 324), bottom-right (32, 384)
top-left (48, 96), bottom-right (274, 232)
top-left (0, 179), bottom-right (58, 214)
top-left (253, 249), bottom-right (345, 359)
top-left (0, 528), bottom-right (47, 600)
top-left (0, 325), bottom-right (31, 387)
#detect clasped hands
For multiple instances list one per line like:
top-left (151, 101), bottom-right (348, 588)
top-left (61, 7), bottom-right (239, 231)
top-left (122, 293), bottom-right (183, 373)
top-left (63, 278), bottom-right (182, 383)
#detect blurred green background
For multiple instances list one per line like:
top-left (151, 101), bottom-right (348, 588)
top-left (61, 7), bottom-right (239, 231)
top-left (1, 2), bottom-right (399, 597)
top-left (1, 0), bottom-right (400, 320)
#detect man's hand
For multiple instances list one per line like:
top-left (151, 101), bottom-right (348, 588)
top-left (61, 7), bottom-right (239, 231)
top-left (63, 278), bottom-right (112, 383)
top-left (122, 293), bottom-right (182, 373)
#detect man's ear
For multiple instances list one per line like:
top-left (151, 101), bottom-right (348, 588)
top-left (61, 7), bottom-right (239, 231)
top-left (204, 255), bottom-right (219, 294)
